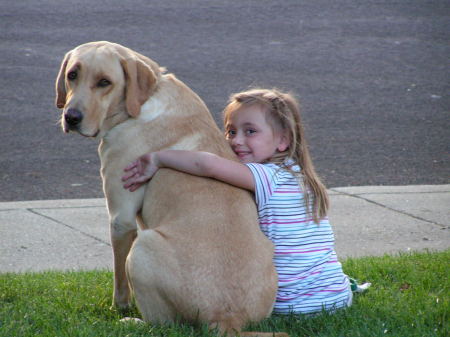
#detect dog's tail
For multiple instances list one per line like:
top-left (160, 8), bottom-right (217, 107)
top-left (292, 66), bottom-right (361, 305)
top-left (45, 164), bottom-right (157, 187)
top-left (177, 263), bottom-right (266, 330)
top-left (209, 311), bottom-right (289, 337)
top-left (209, 321), bottom-right (289, 337)
top-left (240, 332), bottom-right (289, 337)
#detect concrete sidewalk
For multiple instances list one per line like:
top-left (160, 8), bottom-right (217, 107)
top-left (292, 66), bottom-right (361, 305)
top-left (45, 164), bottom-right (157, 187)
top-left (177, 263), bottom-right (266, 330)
top-left (0, 185), bottom-right (449, 273)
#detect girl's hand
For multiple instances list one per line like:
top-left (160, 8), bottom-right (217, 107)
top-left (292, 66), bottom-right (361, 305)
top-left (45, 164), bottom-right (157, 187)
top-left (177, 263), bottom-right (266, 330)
top-left (122, 153), bottom-right (159, 192)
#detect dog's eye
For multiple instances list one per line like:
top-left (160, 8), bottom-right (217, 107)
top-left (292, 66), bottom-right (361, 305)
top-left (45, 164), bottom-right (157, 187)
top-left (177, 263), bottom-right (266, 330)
top-left (67, 71), bottom-right (77, 81)
top-left (97, 79), bottom-right (111, 88)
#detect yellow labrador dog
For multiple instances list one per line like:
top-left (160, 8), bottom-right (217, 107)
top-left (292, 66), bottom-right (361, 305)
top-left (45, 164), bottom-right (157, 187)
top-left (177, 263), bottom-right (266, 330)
top-left (55, 42), bottom-right (284, 336)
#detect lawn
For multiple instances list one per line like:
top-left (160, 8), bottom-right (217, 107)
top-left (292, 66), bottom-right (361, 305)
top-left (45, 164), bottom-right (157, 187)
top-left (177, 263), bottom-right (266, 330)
top-left (0, 250), bottom-right (448, 337)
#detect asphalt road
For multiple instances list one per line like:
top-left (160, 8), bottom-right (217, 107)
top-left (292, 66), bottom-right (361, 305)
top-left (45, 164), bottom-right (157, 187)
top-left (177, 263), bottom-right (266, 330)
top-left (1, 0), bottom-right (449, 201)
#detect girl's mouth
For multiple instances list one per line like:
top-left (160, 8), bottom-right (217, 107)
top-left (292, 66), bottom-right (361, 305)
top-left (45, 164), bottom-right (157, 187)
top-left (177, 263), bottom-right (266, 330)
top-left (235, 151), bottom-right (251, 159)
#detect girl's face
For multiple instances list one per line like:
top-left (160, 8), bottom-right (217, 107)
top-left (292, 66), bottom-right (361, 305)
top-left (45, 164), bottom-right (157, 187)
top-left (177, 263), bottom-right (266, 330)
top-left (225, 104), bottom-right (289, 164)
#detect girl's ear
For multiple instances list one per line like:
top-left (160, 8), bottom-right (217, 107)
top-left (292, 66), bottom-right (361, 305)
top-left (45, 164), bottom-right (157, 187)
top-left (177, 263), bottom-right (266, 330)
top-left (277, 133), bottom-right (290, 152)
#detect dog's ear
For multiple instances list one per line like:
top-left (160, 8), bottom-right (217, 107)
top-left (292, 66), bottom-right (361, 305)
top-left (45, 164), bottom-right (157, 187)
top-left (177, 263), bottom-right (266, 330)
top-left (120, 53), bottom-right (159, 118)
top-left (55, 51), bottom-right (71, 109)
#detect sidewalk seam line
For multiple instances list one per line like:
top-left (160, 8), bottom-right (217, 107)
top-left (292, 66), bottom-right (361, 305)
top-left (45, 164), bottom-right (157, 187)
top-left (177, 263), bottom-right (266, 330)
top-left (0, 206), bottom-right (105, 212)
top-left (26, 206), bottom-right (105, 211)
top-left (330, 189), bottom-right (447, 228)
top-left (331, 191), bottom-right (450, 196)
top-left (26, 208), bottom-right (111, 246)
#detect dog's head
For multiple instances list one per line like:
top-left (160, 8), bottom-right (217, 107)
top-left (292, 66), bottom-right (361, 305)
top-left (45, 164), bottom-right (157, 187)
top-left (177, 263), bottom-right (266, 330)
top-left (55, 41), bottom-right (161, 137)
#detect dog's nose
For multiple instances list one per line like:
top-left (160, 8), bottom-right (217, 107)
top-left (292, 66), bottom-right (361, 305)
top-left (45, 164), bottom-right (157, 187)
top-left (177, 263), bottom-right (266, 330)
top-left (64, 108), bottom-right (83, 126)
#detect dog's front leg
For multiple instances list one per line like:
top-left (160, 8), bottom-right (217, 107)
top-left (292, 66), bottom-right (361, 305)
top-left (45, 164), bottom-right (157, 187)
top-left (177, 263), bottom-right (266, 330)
top-left (110, 214), bottom-right (137, 308)
top-left (99, 138), bottom-right (148, 308)
top-left (106, 187), bottom-right (145, 309)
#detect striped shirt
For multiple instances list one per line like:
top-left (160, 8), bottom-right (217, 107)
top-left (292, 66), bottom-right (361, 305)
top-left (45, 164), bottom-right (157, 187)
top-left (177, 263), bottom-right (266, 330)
top-left (246, 162), bottom-right (351, 314)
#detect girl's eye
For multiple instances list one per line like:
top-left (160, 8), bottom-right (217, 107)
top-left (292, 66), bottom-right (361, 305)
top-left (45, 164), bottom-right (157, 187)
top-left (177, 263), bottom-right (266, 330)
top-left (246, 129), bottom-right (256, 135)
top-left (97, 79), bottom-right (111, 87)
top-left (226, 130), bottom-right (236, 137)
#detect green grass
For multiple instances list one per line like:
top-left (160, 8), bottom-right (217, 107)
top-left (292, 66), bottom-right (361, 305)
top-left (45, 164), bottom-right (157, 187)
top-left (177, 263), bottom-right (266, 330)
top-left (1, 250), bottom-right (448, 337)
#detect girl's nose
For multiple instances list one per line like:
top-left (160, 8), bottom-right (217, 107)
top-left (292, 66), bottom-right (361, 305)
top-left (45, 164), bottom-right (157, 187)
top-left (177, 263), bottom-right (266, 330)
top-left (230, 132), bottom-right (243, 146)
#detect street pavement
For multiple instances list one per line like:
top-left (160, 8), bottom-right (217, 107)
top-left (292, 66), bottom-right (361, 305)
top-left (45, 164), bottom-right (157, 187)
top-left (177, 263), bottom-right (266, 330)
top-left (1, 1), bottom-right (449, 202)
top-left (1, 185), bottom-right (448, 273)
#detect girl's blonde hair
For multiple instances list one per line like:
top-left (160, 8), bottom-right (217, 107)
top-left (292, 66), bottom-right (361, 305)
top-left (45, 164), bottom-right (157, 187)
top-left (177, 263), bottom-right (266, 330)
top-left (223, 88), bottom-right (329, 223)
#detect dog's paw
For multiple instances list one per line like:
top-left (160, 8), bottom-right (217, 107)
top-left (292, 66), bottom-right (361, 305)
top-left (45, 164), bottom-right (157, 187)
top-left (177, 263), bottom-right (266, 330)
top-left (119, 317), bottom-right (144, 324)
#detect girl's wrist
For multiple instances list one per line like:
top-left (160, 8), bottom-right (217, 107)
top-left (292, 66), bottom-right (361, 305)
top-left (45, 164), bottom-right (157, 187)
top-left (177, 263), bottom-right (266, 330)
top-left (151, 151), bottom-right (162, 169)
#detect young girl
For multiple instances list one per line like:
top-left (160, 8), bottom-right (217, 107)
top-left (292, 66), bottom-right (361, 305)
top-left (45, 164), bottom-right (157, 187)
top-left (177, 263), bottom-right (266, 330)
top-left (122, 88), bottom-right (352, 315)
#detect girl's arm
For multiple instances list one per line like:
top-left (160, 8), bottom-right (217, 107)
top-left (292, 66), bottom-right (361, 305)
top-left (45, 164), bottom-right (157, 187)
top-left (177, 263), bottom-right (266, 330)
top-left (122, 150), bottom-right (254, 192)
